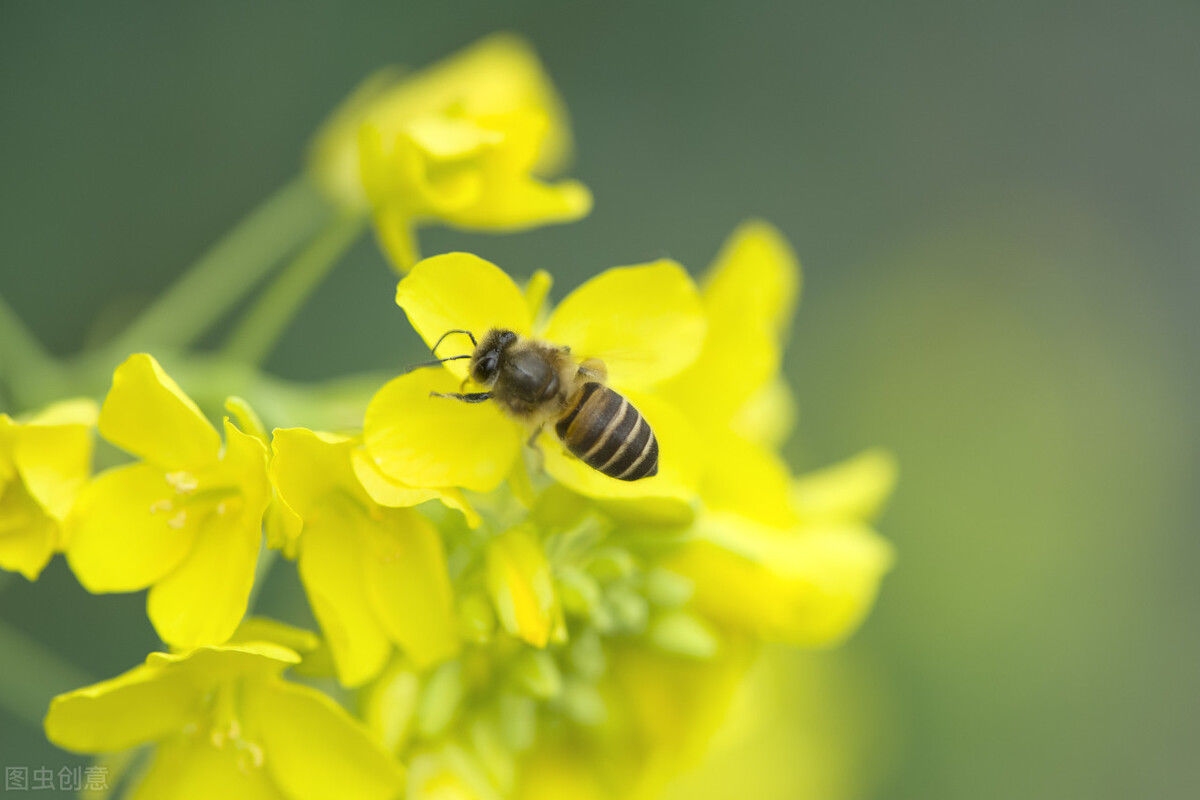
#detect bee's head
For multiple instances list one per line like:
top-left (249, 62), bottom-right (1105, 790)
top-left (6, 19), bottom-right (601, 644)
top-left (470, 328), bottom-right (519, 385)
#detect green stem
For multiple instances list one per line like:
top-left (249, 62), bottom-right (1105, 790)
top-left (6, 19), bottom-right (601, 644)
top-left (223, 212), bottom-right (366, 365)
top-left (0, 617), bottom-right (91, 728)
top-left (0, 292), bottom-right (51, 370)
top-left (104, 176), bottom-right (331, 356)
top-left (0, 294), bottom-right (64, 407)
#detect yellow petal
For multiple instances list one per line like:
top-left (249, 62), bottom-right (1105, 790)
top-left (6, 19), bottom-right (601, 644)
top-left (11, 415), bottom-right (94, 521)
top-left (351, 446), bottom-right (480, 528)
top-left (269, 428), bottom-right (369, 519)
top-left (406, 114), bottom-right (505, 161)
top-left (99, 354), bottom-right (220, 470)
top-left (45, 663), bottom-right (205, 754)
top-left (395, 253), bottom-right (532, 380)
top-left (704, 220), bottom-right (800, 338)
top-left (363, 508), bottom-right (461, 668)
top-left (224, 396), bottom-right (268, 443)
top-left (792, 448), bottom-right (898, 525)
top-left (541, 390), bottom-right (700, 505)
top-left (65, 464), bottom-right (198, 592)
top-left (264, 491), bottom-right (303, 559)
top-left (485, 526), bottom-right (557, 647)
top-left (0, 480), bottom-right (58, 580)
top-left (213, 419), bottom-right (273, 516)
top-left (674, 516), bottom-right (894, 647)
top-left (129, 735), bottom-right (286, 800)
top-left (661, 221), bottom-right (800, 431)
top-left (146, 500), bottom-right (261, 648)
top-left (728, 377), bottom-right (796, 449)
top-left (700, 431), bottom-right (796, 529)
top-left (524, 269), bottom-right (554, 321)
top-left (364, 368), bottom-right (521, 493)
top-left (20, 397), bottom-right (99, 428)
top-left (447, 175), bottom-right (591, 231)
top-left (372, 206), bottom-right (420, 273)
top-left (542, 260), bottom-right (705, 389)
top-left (44, 644), bottom-right (297, 754)
top-left (297, 504), bottom-right (390, 686)
top-left (143, 641), bottom-right (300, 677)
top-left (438, 113), bottom-right (591, 229)
top-left (360, 122), bottom-right (484, 217)
top-left (243, 677), bottom-right (405, 800)
top-left (231, 617), bottom-right (321, 656)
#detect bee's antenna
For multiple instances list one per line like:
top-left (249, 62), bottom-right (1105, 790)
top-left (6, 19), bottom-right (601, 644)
top-left (405, 354), bottom-right (472, 373)
top-left (432, 329), bottom-right (477, 355)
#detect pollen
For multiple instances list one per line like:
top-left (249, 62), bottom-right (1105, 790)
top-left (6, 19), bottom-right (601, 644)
top-left (165, 471), bottom-right (199, 494)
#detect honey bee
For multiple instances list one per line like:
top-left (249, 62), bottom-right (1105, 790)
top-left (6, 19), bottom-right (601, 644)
top-left (425, 328), bottom-right (659, 481)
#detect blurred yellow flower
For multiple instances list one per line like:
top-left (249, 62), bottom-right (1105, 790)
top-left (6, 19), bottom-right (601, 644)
top-left (65, 354), bottom-right (270, 649)
top-left (0, 398), bottom-right (97, 580)
top-left (269, 427), bottom-right (463, 685)
top-left (309, 34), bottom-right (590, 271)
top-left (362, 252), bottom-right (706, 504)
top-left (44, 643), bottom-right (404, 800)
top-left (659, 220), bottom-right (801, 527)
top-left (486, 524), bottom-right (563, 648)
top-left (672, 512), bottom-right (893, 647)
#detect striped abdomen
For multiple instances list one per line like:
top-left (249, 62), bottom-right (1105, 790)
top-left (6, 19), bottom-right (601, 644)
top-left (554, 382), bottom-right (658, 481)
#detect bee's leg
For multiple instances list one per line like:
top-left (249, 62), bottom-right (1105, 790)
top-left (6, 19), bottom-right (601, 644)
top-left (525, 425), bottom-right (545, 472)
top-left (430, 391), bottom-right (493, 403)
top-left (576, 357), bottom-right (608, 383)
top-left (526, 424), bottom-right (544, 450)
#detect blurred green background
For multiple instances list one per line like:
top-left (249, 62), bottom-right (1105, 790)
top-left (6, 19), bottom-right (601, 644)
top-left (2, 1), bottom-right (1197, 798)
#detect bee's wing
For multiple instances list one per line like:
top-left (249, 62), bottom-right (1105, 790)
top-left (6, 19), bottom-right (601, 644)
top-left (569, 345), bottom-right (668, 388)
top-left (541, 260), bottom-right (706, 390)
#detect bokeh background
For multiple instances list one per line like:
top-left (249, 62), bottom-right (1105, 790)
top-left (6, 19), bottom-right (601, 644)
top-left (2, 2), bottom-right (1198, 798)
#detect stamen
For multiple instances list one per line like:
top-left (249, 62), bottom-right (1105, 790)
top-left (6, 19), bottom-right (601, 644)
top-left (165, 471), bottom-right (199, 494)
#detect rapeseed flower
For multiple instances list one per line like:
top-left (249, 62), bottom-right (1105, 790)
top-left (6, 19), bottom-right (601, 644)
top-left (17, 33), bottom-right (897, 800)
top-left (269, 427), bottom-right (464, 685)
top-left (44, 643), bottom-right (403, 800)
top-left (310, 34), bottom-right (590, 271)
top-left (656, 222), bottom-right (895, 647)
top-left (0, 398), bottom-right (97, 580)
top-left (65, 354), bottom-right (270, 648)
top-left (362, 252), bottom-right (706, 505)
top-left (658, 220), bottom-right (802, 527)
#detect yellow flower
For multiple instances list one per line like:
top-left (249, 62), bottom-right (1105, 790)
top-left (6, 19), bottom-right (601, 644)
top-left (65, 354), bottom-right (270, 649)
top-left (486, 524), bottom-right (563, 648)
top-left (309, 34), bottom-right (590, 271)
top-left (669, 450), bottom-right (897, 648)
top-left (362, 252), bottom-right (706, 506)
top-left (671, 511), bottom-right (894, 647)
top-left (651, 221), bottom-right (895, 647)
top-left (269, 427), bottom-right (463, 686)
top-left (45, 643), bottom-right (404, 800)
top-left (0, 398), bottom-right (96, 580)
top-left (659, 220), bottom-right (802, 527)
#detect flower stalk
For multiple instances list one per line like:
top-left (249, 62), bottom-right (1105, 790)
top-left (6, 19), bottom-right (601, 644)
top-left (222, 212), bottom-right (367, 366)
top-left (102, 176), bottom-right (331, 357)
